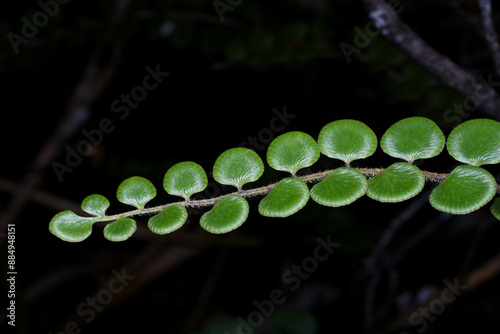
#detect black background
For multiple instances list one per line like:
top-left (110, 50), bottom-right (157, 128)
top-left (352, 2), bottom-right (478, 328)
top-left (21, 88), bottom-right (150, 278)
top-left (1, 1), bottom-right (500, 333)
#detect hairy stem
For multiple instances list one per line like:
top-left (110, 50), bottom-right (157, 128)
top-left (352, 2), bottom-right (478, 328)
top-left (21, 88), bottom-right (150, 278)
top-left (98, 167), bottom-right (480, 222)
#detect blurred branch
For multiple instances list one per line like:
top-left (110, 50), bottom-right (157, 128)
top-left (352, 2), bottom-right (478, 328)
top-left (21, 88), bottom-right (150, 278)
top-left (0, 0), bottom-right (129, 233)
top-left (24, 263), bottom-right (104, 303)
top-left (1, 7), bottom-right (242, 61)
top-left (0, 177), bottom-right (83, 214)
top-left (362, 190), bottom-right (432, 333)
top-left (376, 243), bottom-right (500, 334)
top-left (478, 0), bottom-right (500, 77)
top-left (362, 0), bottom-right (500, 119)
top-left (446, 0), bottom-right (483, 35)
top-left (183, 250), bottom-right (229, 332)
top-left (465, 245), bottom-right (500, 290)
top-left (48, 242), bottom-right (201, 333)
top-left (0, 42), bottom-right (122, 232)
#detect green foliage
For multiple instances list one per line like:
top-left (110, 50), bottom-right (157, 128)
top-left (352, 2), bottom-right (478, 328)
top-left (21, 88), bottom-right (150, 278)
top-left (446, 119), bottom-right (500, 166)
top-left (163, 161), bottom-right (208, 200)
top-left (117, 176), bottom-right (156, 209)
top-left (49, 211), bottom-right (96, 243)
top-left (380, 117), bottom-right (445, 163)
top-left (81, 194), bottom-right (110, 217)
top-left (49, 117), bottom-right (500, 242)
top-left (200, 195), bottom-right (249, 233)
top-left (213, 147), bottom-right (264, 191)
top-left (430, 165), bottom-right (497, 214)
top-left (318, 120), bottom-right (377, 165)
top-left (491, 198), bottom-right (500, 220)
top-left (199, 308), bottom-right (317, 334)
top-left (269, 307), bottom-right (317, 334)
top-left (367, 162), bottom-right (425, 203)
top-left (103, 218), bottom-right (137, 242)
top-left (203, 316), bottom-right (240, 334)
top-left (148, 204), bottom-right (188, 235)
top-left (266, 131), bottom-right (320, 176)
top-left (310, 167), bottom-right (367, 207)
top-left (258, 178), bottom-right (310, 218)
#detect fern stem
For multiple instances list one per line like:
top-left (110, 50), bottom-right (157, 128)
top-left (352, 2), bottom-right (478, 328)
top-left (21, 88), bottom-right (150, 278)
top-left (99, 167), bottom-right (497, 222)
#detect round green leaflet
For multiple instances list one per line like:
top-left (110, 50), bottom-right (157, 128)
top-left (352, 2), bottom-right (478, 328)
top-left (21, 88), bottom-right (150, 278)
top-left (163, 161), bottom-right (208, 200)
top-left (491, 198), bottom-right (500, 221)
top-left (429, 165), bottom-right (497, 215)
top-left (49, 211), bottom-right (97, 243)
top-left (103, 218), bottom-right (137, 242)
top-left (266, 131), bottom-right (320, 176)
top-left (213, 147), bottom-right (264, 191)
top-left (318, 120), bottom-right (377, 165)
top-left (81, 194), bottom-right (110, 217)
top-left (380, 117), bottom-right (445, 163)
top-left (367, 162), bottom-right (425, 202)
top-left (148, 204), bottom-right (188, 235)
top-left (117, 176), bottom-right (156, 209)
top-left (310, 167), bottom-right (368, 207)
top-left (200, 195), bottom-right (249, 234)
top-left (258, 177), bottom-right (310, 217)
top-left (446, 119), bottom-right (500, 166)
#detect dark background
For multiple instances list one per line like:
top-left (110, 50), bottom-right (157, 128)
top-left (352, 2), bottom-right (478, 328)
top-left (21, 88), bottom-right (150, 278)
top-left (1, 1), bottom-right (500, 333)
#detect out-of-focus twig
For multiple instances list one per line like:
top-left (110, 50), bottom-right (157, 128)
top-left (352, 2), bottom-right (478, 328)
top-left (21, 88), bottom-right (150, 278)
top-left (376, 244), bottom-right (500, 334)
top-left (48, 242), bottom-right (201, 333)
top-left (0, 42), bottom-right (123, 232)
top-left (362, 190), bottom-right (432, 333)
top-left (478, 0), bottom-right (500, 77)
top-left (183, 250), bottom-right (229, 333)
top-left (362, 0), bottom-right (500, 119)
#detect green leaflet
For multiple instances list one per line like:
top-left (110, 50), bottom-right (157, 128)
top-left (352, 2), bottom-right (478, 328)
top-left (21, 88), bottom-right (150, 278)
top-left (491, 198), bottom-right (500, 220)
top-left (367, 162), bottom-right (425, 202)
top-left (103, 218), bottom-right (137, 242)
top-left (148, 204), bottom-right (188, 235)
top-left (380, 117), bottom-right (445, 163)
top-left (49, 211), bottom-right (97, 242)
top-left (213, 147), bottom-right (264, 191)
top-left (446, 119), bottom-right (500, 166)
top-left (50, 194), bottom-right (111, 242)
top-left (430, 165), bottom-right (497, 214)
top-left (117, 176), bottom-right (156, 209)
top-left (318, 120), bottom-right (377, 165)
top-left (259, 177), bottom-right (310, 217)
top-left (310, 167), bottom-right (367, 207)
top-left (81, 194), bottom-right (110, 217)
top-left (267, 131), bottom-right (320, 176)
top-left (200, 195), bottom-right (249, 234)
top-left (163, 161), bottom-right (208, 200)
